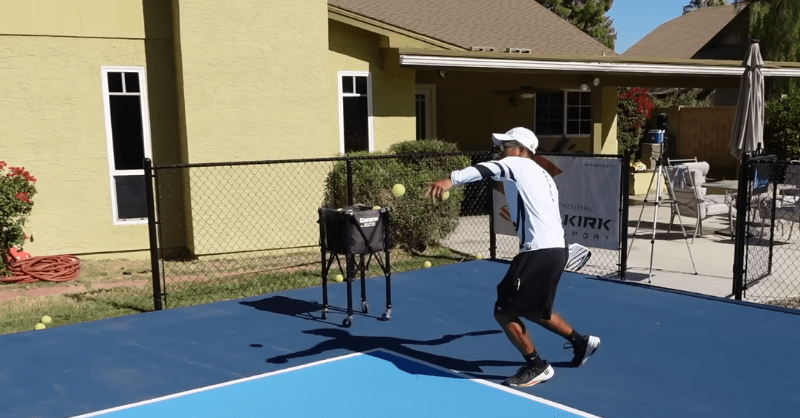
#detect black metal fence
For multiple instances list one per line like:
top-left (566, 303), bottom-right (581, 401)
top-left (733, 156), bottom-right (800, 309)
top-left (145, 152), bottom-right (627, 310)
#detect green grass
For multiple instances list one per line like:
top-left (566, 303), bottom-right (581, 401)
top-left (0, 247), bottom-right (472, 335)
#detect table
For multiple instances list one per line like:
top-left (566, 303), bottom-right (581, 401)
top-left (705, 180), bottom-right (739, 237)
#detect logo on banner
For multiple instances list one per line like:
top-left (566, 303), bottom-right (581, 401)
top-left (533, 155), bottom-right (563, 178)
top-left (499, 205), bottom-right (512, 222)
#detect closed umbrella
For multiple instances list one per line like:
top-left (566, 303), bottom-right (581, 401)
top-left (730, 39), bottom-right (765, 159)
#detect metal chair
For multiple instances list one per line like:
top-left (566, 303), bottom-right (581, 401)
top-left (665, 162), bottom-right (729, 242)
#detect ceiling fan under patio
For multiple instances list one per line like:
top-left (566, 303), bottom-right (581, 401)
top-left (490, 86), bottom-right (537, 98)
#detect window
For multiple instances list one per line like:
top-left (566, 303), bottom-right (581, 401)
top-left (101, 67), bottom-right (152, 224)
top-left (415, 85), bottom-right (437, 140)
top-left (535, 90), bottom-right (591, 136)
top-left (338, 72), bottom-right (373, 153)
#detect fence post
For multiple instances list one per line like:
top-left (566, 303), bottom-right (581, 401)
top-left (619, 153), bottom-right (630, 280)
top-left (732, 153), bottom-right (749, 300)
top-left (144, 158), bottom-right (164, 311)
top-left (346, 158), bottom-right (354, 206)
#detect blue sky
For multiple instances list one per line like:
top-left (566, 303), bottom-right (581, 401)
top-left (608, 0), bottom-right (693, 54)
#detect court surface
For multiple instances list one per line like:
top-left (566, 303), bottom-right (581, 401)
top-left (2, 260), bottom-right (800, 418)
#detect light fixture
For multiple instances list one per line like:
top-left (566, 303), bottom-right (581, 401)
top-left (580, 84), bottom-right (589, 91)
top-left (593, 77), bottom-right (600, 86)
top-left (439, 70), bottom-right (447, 78)
top-left (520, 92), bottom-right (536, 99)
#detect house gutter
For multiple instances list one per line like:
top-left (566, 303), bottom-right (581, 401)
top-left (398, 53), bottom-right (800, 78)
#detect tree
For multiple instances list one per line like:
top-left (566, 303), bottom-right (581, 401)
top-left (617, 88), bottom-right (655, 158)
top-left (536, 0), bottom-right (616, 50)
top-left (683, 0), bottom-right (729, 14)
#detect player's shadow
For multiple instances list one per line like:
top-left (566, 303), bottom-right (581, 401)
top-left (263, 327), bottom-right (518, 380)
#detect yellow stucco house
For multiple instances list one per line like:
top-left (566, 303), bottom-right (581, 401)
top-left (3, 0), bottom-right (800, 260)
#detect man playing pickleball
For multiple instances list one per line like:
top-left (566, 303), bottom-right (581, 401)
top-left (425, 127), bottom-right (600, 387)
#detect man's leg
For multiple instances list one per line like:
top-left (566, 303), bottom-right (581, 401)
top-left (494, 310), bottom-right (554, 387)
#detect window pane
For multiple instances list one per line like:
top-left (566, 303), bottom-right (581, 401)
top-left (355, 76), bottom-right (367, 95)
top-left (580, 92), bottom-right (591, 104)
top-left (107, 72), bottom-right (123, 93)
top-left (535, 120), bottom-right (548, 134)
top-left (343, 96), bottom-right (368, 153)
top-left (580, 121), bottom-right (591, 134)
top-left (114, 175), bottom-right (147, 220)
top-left (567, 107), bottom-right (579, 120)
top-left (549, 106), bottom-right (562, 121)
top-left (567, 91), bottom-right (579, 106)
top-left (550, 121), bottom-right (562, 134)
top-left (581, 107), bottom-right (592, 120)
top-left (415, 94), bottom-right (426, 140)
top-left (550, 92), bottom-right (563, 105)
top-left (124, 73), bottom-right (140, 93)
top-left (567, 121), bottom-right (580, 135)
top-left (109, 95), bottom-right (145, 170)
top-left (535, 107), bottom-right (548, 120)
top-left (342, 76), bottom-right (353, 94)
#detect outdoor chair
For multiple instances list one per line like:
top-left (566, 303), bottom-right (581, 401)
top-left (756, 163), bottom-right (800, 239)
top-left (665, 162), bottom-right (730, 242)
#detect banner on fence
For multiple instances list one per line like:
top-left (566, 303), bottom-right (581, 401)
top-left (492, 155), bottom-right (622, 250)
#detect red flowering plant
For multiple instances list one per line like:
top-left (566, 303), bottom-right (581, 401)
top-left (617, 87), bottom-right (655, 161)
top-left (0, 161), bottom-right (37, 275)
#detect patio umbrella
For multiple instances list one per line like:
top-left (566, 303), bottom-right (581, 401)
top-left (729, 39), bottom-right (765, 159)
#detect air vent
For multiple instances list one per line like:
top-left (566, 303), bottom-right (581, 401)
top-left (509, 48), bottom-right (531, 54)
top-left (471, 47), bottom-right (496, 52)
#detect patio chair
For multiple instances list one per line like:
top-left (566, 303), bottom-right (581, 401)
top-left (756, 163), bottom-right (800, 239)
top-left (665, 162), bottom-right (730, 242)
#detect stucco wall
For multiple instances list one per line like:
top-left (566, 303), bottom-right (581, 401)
top-left (0, 37), bottom-right (152, 258)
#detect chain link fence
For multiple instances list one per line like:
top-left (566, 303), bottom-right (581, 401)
top-left (736, 158), bottom-right (800, 309)
top-left (147, 152), bottom-right (626, 309)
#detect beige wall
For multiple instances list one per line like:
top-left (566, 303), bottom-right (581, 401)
top-left (0, 37), bottom-right (151, 258)
top-left (174, 0), bottom-right (338, 162)
top-left (1, 1), bottom-right (178, 259)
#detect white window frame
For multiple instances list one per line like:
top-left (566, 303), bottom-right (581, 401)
top-left (337, 71), bottom-right (374, 154)
top-left (101, 66), bottom-right (153, 225)
top-left (534, 89), bottom-right (591, 137)
top-left (415, 84), bottom-right (437, 140)
top-left (564, 89), bottom-right (592, 136)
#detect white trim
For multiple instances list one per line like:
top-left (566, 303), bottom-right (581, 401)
top-left (101, 66), bottom-right (152, 226)
top-left (399, 54), bottom-right (800, 77)
top-left (415, 84), bottom-right (437, 139)
top-left (337, 71), bottom-right (374, 154)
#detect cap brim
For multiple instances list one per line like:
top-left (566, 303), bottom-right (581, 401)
top-left (492, 133), bottom-right (514, 146)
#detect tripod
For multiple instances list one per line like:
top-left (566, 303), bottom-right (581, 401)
top-left (628, 157), bottom-right (697, 282)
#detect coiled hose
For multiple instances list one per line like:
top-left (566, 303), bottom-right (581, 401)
top-left (0, 255), bottom-right (81, 284)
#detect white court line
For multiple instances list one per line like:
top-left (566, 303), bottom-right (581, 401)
top-left (72, 349), bottom-right (601, 418)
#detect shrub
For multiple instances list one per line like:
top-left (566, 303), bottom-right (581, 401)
top-left (0, 161), bottom-right (37, 275)
top-left (323, 140), bottom-right (472, 253)
top-left (764, 88), bottom-right (800, 160)
top-left (617, 87), bottom-right (655, 160)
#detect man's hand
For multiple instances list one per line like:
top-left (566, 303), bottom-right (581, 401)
top-left (424, 179), bottom-right (453, 203)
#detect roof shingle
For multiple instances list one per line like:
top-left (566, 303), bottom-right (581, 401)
top-left (329, 0), bottom-right (616, 56)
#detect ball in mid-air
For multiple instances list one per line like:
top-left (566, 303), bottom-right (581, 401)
top-left (391, 184), bottom-right (405, 197)
top-left (423, 261), bottom-right (432, 268)
top-left (372, 205), bottom-right (381, 210)
top-left (333, 274), bottom-right (344, 282)
top-left (440, 190), bottom-right (450, 201)
top-left (475, 253), bottom-right (483, 260)
top-left (34, 323), bottom-right (46, 330)
top-left (41, 315), bottom-right (52, 324)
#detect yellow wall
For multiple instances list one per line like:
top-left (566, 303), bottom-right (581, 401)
top-left (0, 0), bottom-right (147, 38)
top-left (173, 0), bottom-right (338, 162)
top-left (1, 1), bottom-right (178, 259)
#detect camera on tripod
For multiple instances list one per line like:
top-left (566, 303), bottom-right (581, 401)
top-left (641, 113), bottom-right (668, 170)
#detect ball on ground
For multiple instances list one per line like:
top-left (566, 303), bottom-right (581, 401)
top-left (41, 315), bottom-right (52, 324)
top-left (441, 191), bottom-right (450, 201)
top-left (333, 274), bottom-right (344, 282)
top-left (372, 205), bottom-right (381, 210)
top-left (423, 261), bottom-right (432, 268)
top-left (391, 184), bottom-right (405, 197)
top-left (34, 323), bottom-right (46, 330)
top-left (475, 253), bottom-right (483, 260)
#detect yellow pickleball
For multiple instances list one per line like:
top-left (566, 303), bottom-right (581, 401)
top-left (392, 184), bottom-right (405, 197)
top-left (423, 261), bottom-right (432, 268)
top-left (41, 315), bottom-right (52, 324)
top-left (34, 323), bottom-right (46, 330)
top-left (441, 191), bottom-right (450, 201)
top-left (333, 274), bottom-right (344, 282)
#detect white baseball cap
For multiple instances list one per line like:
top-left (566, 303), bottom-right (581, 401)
top-left (492, 127), bottom-right (538, 155)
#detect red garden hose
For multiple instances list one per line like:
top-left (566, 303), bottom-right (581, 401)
top-left (0, 255), bottom-right (81, 284)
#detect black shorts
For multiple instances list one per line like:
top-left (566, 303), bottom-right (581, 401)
top-left (494, 246), bottom-right (568, 321)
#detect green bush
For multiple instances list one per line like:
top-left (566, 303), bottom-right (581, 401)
top-left (765, 89), bottom-right (800, 160)
top-left (323, 140), bottom-right (472, 253)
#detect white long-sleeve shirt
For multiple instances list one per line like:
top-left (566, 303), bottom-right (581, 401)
top-left (450, 156), bottom-right (565, 252)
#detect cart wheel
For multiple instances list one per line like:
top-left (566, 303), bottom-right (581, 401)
top-left (381, 312), bottom-right (392, 321)
top-left (343, 318), bottom-right (352, 327)
top-left (361, 301), bottom-right (369, 313)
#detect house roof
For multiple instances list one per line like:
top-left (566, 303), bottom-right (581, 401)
top-left (623, 5), bottom-right (741, 59)
top-left (328, 0), bottom-right (616, 57)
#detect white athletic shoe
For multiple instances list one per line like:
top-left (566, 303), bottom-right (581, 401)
top-left (565, 335), bottom-right (601, 367)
